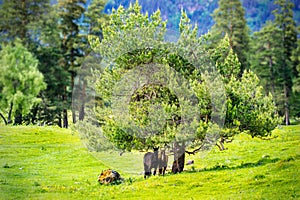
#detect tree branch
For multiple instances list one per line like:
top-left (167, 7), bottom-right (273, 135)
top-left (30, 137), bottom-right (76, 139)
top-left (185, 144), bottom-right (205, 155)
top-left (0, 112), bottom-right (7, 125)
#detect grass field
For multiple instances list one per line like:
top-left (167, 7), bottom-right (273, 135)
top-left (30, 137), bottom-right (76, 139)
top-left (0, 125), bottom-right (299, 199)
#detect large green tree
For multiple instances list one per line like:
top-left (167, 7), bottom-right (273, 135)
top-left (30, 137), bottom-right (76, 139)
top-left (0, 0), bottom-right (69, 126)
top-left (211, 0), bottom-right (250, 73)
top-left (0, 40), bottom-right (46, 124)
top-left (290, 30), bottom-right (300, 119)
top-left (81, 1), bottom-right (280, 172)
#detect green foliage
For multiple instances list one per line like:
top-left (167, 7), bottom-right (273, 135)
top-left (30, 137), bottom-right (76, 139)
top-left (57, 0), bottom-right (86, 74)
top-left (290, 37), bottom-right (300, 118)
top-left (225, 70), bottom-right (281, 137)
top-left (210, 35), bottom-right (280, 141)
top-left (89, 1), bottom-right (280, 155)
top-left (250, 21), bottom-right (283, 96)
top-left (211, 0), bottom-right (250, 72)
top-left (291, 37), bottom-right (300, 93)
top-left (91, 3), bottom-right (210, 151)
top-left (104, 0), bottom-right (300, 35)
top-left (250, 0), bottom-right (298, 124)
top-left (0, 0), bottom-right (50, 47)
top-left (0, 40), bottom-right (46, 123)
top-left (84, 0), bottom-right (108, 38)
top-left (210, 35), bottom-right (240, 81)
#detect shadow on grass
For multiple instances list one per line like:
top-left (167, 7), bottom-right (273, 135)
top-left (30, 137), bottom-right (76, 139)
top-left (185, 156), bottom-right (286, 173)
top-left (184, 155), bottom-right (299, 174)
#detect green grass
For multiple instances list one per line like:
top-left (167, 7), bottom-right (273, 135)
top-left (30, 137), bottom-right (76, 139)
top-left (0, 125), bottom-right (299, 199)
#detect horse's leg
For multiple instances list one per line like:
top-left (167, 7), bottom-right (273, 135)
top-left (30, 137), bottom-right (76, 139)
top-left (159, 167), bottom-right (162, 175)
top-left (144, 162), bottom-right (151, 179)
top-left (144, 170), bottom-right (151, 179)
top-left (153, 166), bottom-right (157, 176)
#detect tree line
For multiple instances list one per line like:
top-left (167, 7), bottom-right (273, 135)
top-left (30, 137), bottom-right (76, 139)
top-left (0, 0), bottom-right (107, 127)
top-left (0, 0), bottom-right (299, 129)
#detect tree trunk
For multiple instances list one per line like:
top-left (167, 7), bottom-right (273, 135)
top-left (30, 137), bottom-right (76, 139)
top-left (284, 84), bottom-right (290, 125)
top-left (79, 79), bottom-right (86, 121)
top-left (58, 112), bottom-right (62, 128)
top-left (62, 84), bottom-right (68, 128)
top-left (7, 102), bottom-right (13, 124)
top-left (72, 109), bottom-right (76, 124)
top-left (0, 112), bottom-right (7, 125)
top-left (31, 105), bottom-right (38, 124)
top-left (268, 43), bottom-right (275, 97)
top-left (14, 109), bottom-right (22, 125)
top-left (63, 109), bottom-right (68, 128)
top-left (79, 104), bottom-right (85, 121)
top-left (171, 142), bottom-right (185, 174)
top-left (71, 69), bottom-right (76, 124)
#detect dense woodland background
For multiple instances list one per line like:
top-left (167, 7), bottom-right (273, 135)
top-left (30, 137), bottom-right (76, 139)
top-left (0, 0), bottom-right (299, 131)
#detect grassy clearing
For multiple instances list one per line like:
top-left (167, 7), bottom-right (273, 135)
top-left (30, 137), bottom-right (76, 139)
top-left (0, 125), bottom-right (299, 199)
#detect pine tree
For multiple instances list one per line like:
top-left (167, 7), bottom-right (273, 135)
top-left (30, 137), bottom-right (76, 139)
top-left (290, 33), bottom-right (300, 119)
top-left (273, 0), bottom-right (297, 125)
top-left (72, 0), bottom-right (108, 121)
top-left (34, 8), bottom-right (69, 126)
top-left (250, 21), bottom-right (283, 98)
top-left (211, 0), bottom-right (250, 74)
top-left (86, 2), bottom-right (280, 173)
top-left (210, 34), bottom-right (240, 82)
top-left (57, 0), bottom-right (86, 127)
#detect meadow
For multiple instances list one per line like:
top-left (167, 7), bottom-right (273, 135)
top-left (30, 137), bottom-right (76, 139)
top-left (0, 125), bottom-right (299, 199)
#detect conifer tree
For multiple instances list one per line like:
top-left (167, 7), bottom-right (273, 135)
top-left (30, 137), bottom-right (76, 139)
top-left (250, 0), bottom-right (298, 124)
top-left (273, 0), bottom-right (297, 125)
top-left (250, 21), bottom-right (283, 98)
top-left (211, 0), bottom-right (250, 74)
top-left (57, 0), bottom-right (86, 127)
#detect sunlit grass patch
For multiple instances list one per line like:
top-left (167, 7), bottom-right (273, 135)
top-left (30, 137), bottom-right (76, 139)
top-left (0, 125), bottom-right (299, 199)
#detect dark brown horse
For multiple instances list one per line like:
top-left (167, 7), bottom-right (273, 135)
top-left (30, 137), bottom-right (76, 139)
top-left (143, 148), bottom-right (159, 179)
top-left (143, 148), bottom-right (168, 178)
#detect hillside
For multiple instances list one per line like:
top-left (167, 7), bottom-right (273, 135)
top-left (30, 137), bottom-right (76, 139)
top-left (0, 125), bottom-right (299, 199)
top-left (103, 0), bottom-right (300, 34)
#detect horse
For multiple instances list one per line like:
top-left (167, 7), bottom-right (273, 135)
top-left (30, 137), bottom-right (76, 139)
top-left (143, 148), bottom-right (169, 178)
top-left (143, 148), bottom-right (159, 179)
top-left (158, 149), bottom-right (168, 176)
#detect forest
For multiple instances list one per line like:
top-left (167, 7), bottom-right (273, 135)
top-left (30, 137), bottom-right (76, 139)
top-left (0, 0), bottom-right (299, 127)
